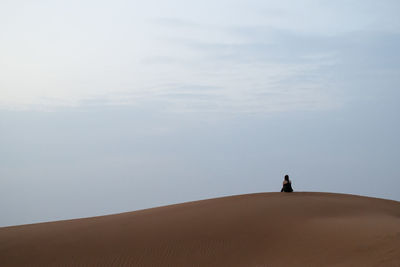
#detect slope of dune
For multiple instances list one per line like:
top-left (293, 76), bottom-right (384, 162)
top-left (0, 192), bottom-right (399, 266)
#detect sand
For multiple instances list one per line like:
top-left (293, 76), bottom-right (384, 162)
top-left (0, 192), bottom-right (399, 266)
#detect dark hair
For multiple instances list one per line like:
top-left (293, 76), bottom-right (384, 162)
top-left (284, 175), bottom-right (289, 181)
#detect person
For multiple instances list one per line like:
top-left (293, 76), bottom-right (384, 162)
top-left (281, 175), bottom-right (293, 192)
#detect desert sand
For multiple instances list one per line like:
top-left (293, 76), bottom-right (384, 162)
top-left (0, 192), bottom-right (399, 266)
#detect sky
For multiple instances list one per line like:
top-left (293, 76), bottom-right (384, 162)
top-left (1, 0), bottom-right (399, 227)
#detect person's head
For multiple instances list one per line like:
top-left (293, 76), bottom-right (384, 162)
top-left (284, 175), bottom-right (289, 181)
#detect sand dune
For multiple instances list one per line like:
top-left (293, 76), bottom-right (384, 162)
top-left (0, 192), bottom-right (399, 266)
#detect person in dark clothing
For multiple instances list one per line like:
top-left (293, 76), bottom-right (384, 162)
top-left (281, 175), bottom-right (293, 192)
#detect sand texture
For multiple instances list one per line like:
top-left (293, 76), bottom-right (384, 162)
top-left (1, 192), bottom-right (399, 266)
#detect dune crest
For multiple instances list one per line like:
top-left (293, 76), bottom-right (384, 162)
top-left (1, 192), bottom-right (399, 266)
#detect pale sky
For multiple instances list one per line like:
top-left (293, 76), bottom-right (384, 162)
top-left (1, 0), bottom-right (399, 226)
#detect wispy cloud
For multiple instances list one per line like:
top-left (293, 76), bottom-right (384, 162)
top-left (1, 1), bottom-right (399, 114)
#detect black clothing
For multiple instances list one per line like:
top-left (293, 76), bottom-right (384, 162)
top-left (281, 182), bottom-right (293, 192)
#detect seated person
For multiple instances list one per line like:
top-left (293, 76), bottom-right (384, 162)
top-left (281, 175), bottom-right (293, 192)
